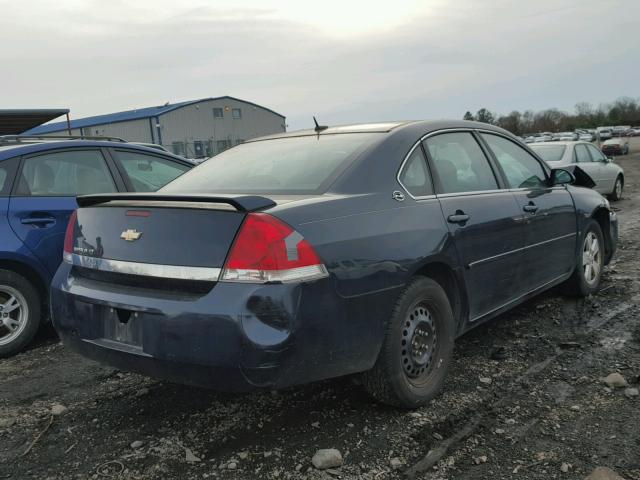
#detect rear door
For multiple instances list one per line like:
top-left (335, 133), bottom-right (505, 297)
top-left (480, 133), bottom-right (577, 292)
top-left (574, 143), bottom-right (605, 193)
top-left (110, 149), bottom-right (191, 192)
top-left (423, 131), bottom-right (525, 322)
top-left (8, 149), bottom-right (119, 275)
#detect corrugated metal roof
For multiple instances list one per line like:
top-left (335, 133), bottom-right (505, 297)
top-left (25, 96), bottom-right (285, 135)
top-left (0, 109), bottom-right (70, 135)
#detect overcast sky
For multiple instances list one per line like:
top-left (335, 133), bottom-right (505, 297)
top-left (1, 0), bottom-right (638, 129)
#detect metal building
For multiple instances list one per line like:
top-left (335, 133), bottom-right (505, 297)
top-left (25, 96), bottom-right (286, 158)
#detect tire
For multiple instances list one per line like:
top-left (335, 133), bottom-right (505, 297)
top-left (562, 220), bottom-right (605, 297)
top-left (0, 270), bottom-right (41, 357)
top-left (609, 176), bottom-right (623, 201)
top-left (362, 277), bottom-right (455, 408)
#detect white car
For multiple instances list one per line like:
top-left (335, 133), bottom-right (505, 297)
top-left (530, 141), bottom-right (625, 201)
top-left (558, 132), bottom-right (578, 141)
top-left (578, 132), bottom-right (594, 142)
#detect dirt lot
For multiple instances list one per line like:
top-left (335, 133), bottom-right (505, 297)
top-left (2, 143), bottom-right (639, 480)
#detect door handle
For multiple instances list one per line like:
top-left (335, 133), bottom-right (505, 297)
top-left (523, 203), bottom-right (539, 213)
top-left (20, 216), bottom-right (56, 227)
top-left (447, 211), bottom-right (470, 224)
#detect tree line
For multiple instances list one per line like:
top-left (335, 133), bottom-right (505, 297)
top-left (463, 97), bottom-right (640, 136)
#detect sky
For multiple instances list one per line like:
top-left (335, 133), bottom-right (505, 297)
top-left (1, 0), bottom-right (638, 130)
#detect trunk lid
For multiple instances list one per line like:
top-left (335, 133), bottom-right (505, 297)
top-left (68, 193), bottom-right (276, 275)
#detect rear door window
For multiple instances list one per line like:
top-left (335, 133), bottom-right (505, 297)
top-left (586, 144), bottom-right (606, 162)
top-left (113, 150), bottom-right (190, 192)
top-left (0, 157), bottom-right (19, 196)
top-left (423, 132), bottom-right (498, 194)
top-left (16, 150), bottom-right (116, 196)
top-left (574, 144), bottom-right (592, 163)
top-left (398, 146), bottom-right (433, 197)
top-left (481, 133), bottom-right (547, 189)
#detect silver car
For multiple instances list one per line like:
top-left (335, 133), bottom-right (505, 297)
top-left (530, 141), bottom-right (625, 201)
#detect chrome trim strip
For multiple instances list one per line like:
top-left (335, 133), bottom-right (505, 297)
top-left (66, 253), bottom-right (221, 281)
top-left (468, 232), bottom-right (576, 269)
top-left (470, 271), bottom-right (569, 322)
top-left (437, 189), bottom-right (509, 198)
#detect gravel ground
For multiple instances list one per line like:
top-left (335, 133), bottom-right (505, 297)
top-left (2, 142), bottom-right (639, 480)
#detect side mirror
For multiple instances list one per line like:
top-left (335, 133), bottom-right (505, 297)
top-left (550, 168), bottom-right (575, 186)
top-left (604, 157), bottom-right (613, 163)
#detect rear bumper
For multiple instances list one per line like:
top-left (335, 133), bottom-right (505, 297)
top-left (51, 263), bottom-right (389, 391)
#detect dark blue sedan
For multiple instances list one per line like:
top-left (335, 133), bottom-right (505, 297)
top-left (51, 121), bottom-right (618, 407)
top-left (0, 137), bottom-right (192, 357)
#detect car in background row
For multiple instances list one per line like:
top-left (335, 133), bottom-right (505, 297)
top-left (51, 120), bottom-right (618, 408)
top-left (578, 131), bottom-right (595, 142)
top-left (0, 136), bottom-right (193, 356)
top-left (597, 128), bottom-right (613, 141)
top-left (601, 138), bottom-right (630, 156)
top-left (557, 132), bottom-right (578, 141)
top-left (530, 141), bottom-right (624, 201)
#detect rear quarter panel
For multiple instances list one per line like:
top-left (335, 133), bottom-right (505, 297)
top-left (271, 192), bottom-right (458, 371)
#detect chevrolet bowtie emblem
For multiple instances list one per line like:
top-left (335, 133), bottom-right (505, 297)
top-left (120, 229), bottom-right (142, 242)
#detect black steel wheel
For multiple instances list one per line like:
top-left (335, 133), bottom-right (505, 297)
top-left (362, 277), bottom-right (455, 408)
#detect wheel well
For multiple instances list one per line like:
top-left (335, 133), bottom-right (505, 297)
top-left (591, 208), bottom-right (613, 259)
top-left (0, 260), bottom-right (46, 305)
top-left (414, 262), bottom-right (464, 330)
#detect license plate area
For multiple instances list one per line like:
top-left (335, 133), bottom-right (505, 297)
top-left (101, 307), bottom-right (143, 347)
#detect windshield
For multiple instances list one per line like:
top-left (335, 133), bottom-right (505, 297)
top-left (161, 133), bottom-right (382, 194)
top-left (530, 144), bottom-right (566, 162)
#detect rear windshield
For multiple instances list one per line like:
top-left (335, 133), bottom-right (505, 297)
top-left (530, 144), bottom-right (566, 162)
top-left (161, 133), bottom-right (381, 194)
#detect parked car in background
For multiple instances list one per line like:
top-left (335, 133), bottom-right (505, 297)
top-left (578, 131), bottom-right (595, 142)
top-left (601, 138), bottom-right (629, 156)
top-left (597, 128), bottom-right (613, 141)
top-left (0, 136), bottom-right (193, 356)
top-left (530, 141), bottom-right (624, 200)
top-left (558, 132), bottom-right (578, 141)
top-left (523, 134), bottom-right (536, 143)
top-left (51, 120), bottom-right (617, 408)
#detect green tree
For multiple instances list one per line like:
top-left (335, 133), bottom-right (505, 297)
top-left (463, 111), bottom-right (475, 121)
top-left (475, 108), bottom-right (495, 124)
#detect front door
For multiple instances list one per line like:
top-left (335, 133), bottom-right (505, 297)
top-left (585, 143), bottom-right (615, 193)
top-left (423, 131), bottom-right (525, 321)
top-left (8, 149), bottom-right (118, 276)
top-left (480, 133), bottom-right (577, 291)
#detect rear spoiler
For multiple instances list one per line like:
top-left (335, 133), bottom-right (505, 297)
top-left (76, 193), bottom-right (276, 212)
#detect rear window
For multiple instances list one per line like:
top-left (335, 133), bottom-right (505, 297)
top-left (161, 133), bottom-right (381, 194)
top-left (530, 144), bottom-right (566, 162)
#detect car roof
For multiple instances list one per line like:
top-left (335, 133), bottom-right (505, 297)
top-left (530, 141), bottom-right (588, 147)
top-left (246, 120), bottom-right (514, 143)
top-left (0, 139), bottom-right (190, 164)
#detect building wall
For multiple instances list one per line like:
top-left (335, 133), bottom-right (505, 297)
top-left (158, 98), bottom-right (285, 157)
top-left (80, 119), bottom-right (153, 143)
top-left (39, 98), bottom-right (285, 158)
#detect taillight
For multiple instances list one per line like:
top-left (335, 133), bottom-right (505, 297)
top-left (63, 210), bottom-right (77, 263)
top-left (221, 213), bottom-right (328, 283)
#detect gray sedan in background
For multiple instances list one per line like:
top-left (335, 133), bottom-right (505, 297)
top-left (530, 141), bottom-right (625, 201)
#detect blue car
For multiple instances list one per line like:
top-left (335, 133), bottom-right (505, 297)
top-left (0, 136), bottom-right (192, 356)
top-left (51, 121), bottom-right (617, 407)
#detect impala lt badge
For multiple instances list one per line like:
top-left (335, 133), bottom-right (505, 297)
top-left (120, 229), bottom-right (142, 242)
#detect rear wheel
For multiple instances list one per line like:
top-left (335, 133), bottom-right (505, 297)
top-left (609, 176), bottom-right (623, 201)
top-left (562, 220), bottom-right (605, 297)
top-left (362, 277), bottom-right (455, 408)
top-left (0, 270), bottom-right (41, 357)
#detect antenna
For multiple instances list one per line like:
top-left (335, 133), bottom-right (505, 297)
top-left (313, 116), bottom-right (328, 133)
